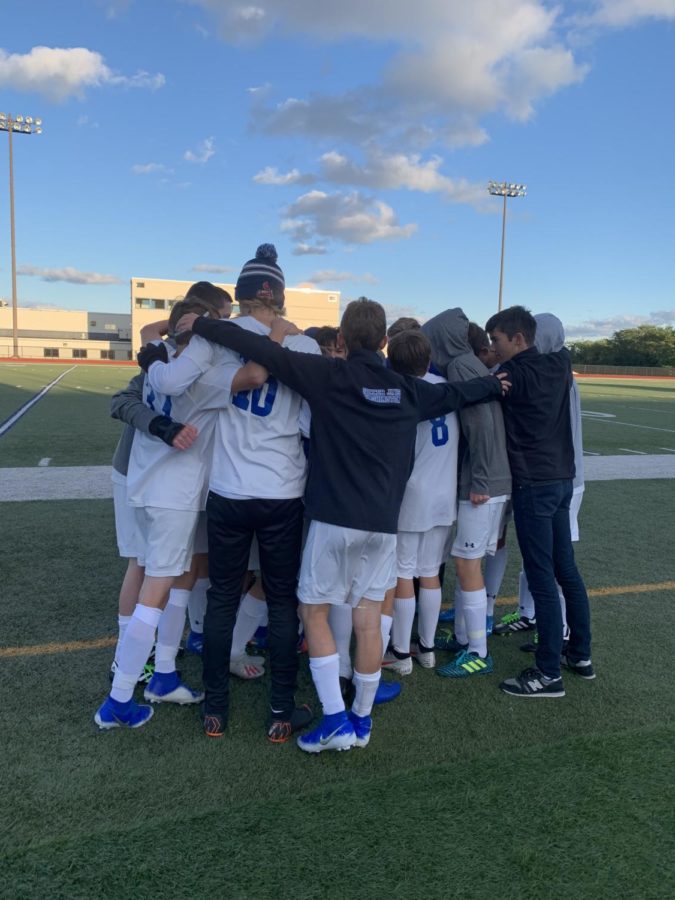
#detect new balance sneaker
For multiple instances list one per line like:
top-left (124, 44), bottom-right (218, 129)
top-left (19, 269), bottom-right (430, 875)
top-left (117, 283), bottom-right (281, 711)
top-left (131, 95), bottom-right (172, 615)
top-left (437, 649), bottom-right (493, 678)
top-left (296, 712), bottom-right (356, 753)
top-left (486, 615), bottom-right (494, 637)
top-left (109, 659), bottom-right (155, 685)
top-left (185, 630), bottom-right (204, 655)
top-left (493, 612), bottom-right (536, 635)
top-left (562, 656), bottom-right (596, 680)
top-left (267, 704), bottom-right (314, 744)
top-left (144, 671), bottom-right (204, 705)
top-left (411, 641), bottom-right (435, 669)
top-left (438, 608), bottom-right (455, 623)
top-left (382, 650), bottom-right (413, 676)
top-left (348, 711), bottom-right (372, 749)
top-left (499, 667), bottom-right (565, 698)
top-left (434, 631), bottom-right (469, 653)
top-left (373, 680), bottom-right (402, 705)
top-left (203, 710), bottom-right (226, 738)
top-left (94, 696), bottom-right (154, 730)
top-left (230, 655), bottom-right (265, 680)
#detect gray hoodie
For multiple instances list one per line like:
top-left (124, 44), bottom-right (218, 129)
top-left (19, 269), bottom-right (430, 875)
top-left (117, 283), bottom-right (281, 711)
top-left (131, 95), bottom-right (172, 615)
top-left (534, 313), bottom-right (584, 490)
top-left (110, 372), bottom-right (156, 476)
top-left (422, 308), bottom-right (511, 500)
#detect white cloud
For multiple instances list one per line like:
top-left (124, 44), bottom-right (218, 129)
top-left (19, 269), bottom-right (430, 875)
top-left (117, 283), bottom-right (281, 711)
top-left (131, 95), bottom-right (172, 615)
top-left (576, 0), bottom-right (675, 28)
top-left (18, 265), bottom-right (122, 285)
top-left (0, 46), bottom-right (164, 102)
top-left (132, 162), bottom-right (172, 175)
top-left (191, 263), bottom-right (235, 273)
top-left (282, 189), bottom-right (417, 249)
top-left (291, 243), bottom-right (328, 256)
top-left (184, 136), bottom-right (216, 164)
top-left (308, 270), bottom-right (379, 284)
top-left (253, 166), bottom-right (314, 186)
top-left (567, 309), bottom-right (675, 340)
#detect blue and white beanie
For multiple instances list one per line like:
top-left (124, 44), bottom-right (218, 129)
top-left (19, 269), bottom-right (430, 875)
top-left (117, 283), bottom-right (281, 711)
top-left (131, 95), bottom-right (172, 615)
top-left (235, 243), bottom-right (285, 306)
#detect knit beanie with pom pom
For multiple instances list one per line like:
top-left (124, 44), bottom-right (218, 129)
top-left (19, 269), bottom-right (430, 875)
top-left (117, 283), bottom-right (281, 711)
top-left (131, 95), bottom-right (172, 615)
top-left (235, 243), bottom-right (285, 306)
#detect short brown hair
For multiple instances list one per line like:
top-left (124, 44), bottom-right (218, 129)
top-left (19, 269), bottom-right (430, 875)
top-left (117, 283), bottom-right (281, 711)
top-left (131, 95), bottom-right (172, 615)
top-left (169, 296), bottom-right (220, 343)
top-left (467, 322), bottom-right (490, 357)
top-left (340, 298), bottom-right (386, 352)
top-left (387, 316), bottom-right (421, 339)
top-left (388, 330), bottom-right (431, 377)
top-left (185, 281), bottom-right (232, 313)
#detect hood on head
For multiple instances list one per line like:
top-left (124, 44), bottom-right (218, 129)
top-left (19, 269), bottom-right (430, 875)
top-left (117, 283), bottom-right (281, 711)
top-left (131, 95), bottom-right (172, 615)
top-left (534, 313), bottom-right (565, 353)
top-left (421, 307), bottom-right (471, 369)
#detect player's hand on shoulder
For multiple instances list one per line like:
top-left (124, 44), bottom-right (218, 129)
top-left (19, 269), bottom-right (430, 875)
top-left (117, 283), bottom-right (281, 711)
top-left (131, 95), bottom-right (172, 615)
top-left (137, 341), bottom-right (168, 372)
top-left (496, 372), bottom-right (511, 395)
top-left (175, 312), bottom-right (200, 336)
top-left (269, 317), bottom-right (300, 343)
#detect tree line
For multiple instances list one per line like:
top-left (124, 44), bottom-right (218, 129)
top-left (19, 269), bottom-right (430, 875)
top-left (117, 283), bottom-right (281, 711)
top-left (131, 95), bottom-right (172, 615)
top-left (568, 325), bottom-right (675, 367)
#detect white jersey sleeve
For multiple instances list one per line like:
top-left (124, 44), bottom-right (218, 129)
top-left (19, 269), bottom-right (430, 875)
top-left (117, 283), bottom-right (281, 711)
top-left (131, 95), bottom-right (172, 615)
top-left (397, 371), bottom-right (460, 532)
top-left (148, 334), bottom-right (220, 396)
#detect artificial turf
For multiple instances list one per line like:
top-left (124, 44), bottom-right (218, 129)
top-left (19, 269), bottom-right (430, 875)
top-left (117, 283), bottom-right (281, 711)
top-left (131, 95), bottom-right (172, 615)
top-left (1, 480), bottom-right (674, 898)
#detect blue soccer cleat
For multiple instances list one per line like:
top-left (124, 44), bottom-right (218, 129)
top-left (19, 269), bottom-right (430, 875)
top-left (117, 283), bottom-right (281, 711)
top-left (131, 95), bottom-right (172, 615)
top-left (373, 680), bottom-right (402, 705)
top-left (144, 671), bottom-right (204, 705)
top-left (348, 711), bottom-right (372, 749)
top-left (185, 630), bottom-right (204, 655)
top-left (438, 608), bottom-right (455, 623)
top-left (296, 711), bottom-right (356, 753)
top-left (437, 649), bottom-right (494, 678)
top-left (94, 696), bottom-right (154, 730)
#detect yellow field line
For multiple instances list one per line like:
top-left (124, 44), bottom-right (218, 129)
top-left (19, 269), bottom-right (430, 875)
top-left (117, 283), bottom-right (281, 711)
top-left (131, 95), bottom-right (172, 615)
top-left (1, 580), bottom-right (674, 660)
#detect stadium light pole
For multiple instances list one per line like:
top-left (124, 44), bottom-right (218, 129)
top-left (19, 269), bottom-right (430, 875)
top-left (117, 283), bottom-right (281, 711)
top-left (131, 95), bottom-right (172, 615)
top-left (0, 112), bottom-right (43, 358)
top-left (487, 180), bottom-right (526, 311)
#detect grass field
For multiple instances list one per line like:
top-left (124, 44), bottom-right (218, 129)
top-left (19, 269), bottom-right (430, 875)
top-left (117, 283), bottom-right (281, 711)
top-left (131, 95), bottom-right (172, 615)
top-left (1, 364), bottom-right (675, 899)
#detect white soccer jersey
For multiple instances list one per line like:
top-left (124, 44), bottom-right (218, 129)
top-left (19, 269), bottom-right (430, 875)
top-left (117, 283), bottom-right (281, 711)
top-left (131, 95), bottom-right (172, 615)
top-left (397, 371), bottom-right (460, 532)
top-left (127, 341), bottom-right (237, 512)
top-left (208, 316), bottom-right (320, 500)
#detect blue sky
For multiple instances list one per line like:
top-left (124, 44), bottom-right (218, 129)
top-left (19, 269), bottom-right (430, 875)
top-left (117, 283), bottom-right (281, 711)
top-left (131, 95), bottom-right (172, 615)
top-left (1, 0), bottom-right (674, 338)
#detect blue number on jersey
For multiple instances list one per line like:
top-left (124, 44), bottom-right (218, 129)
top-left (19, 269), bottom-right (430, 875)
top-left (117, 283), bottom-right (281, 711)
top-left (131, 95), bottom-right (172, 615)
top-left (145, 387), bottom-right (172, 417)
top-left (232, 376), bottom-right (278, 417)
top-left (146, 387), bottom-right (156, 411)
top-left (430, 416), bottom-right (449, 447)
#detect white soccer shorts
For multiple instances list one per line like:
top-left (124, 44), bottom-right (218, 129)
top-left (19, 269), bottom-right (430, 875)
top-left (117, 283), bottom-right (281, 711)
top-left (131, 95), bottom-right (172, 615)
top-left (298, 521), bottom-right (397, 607)
top-left (451, 497), bottom-right (509, 559)
top-left (134, 506), bottom-right (199, 577)
top-left (396, 525), bottom-right (450, 580)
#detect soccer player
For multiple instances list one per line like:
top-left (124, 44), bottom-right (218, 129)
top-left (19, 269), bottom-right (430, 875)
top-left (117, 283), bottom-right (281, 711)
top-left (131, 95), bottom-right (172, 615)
top-left (382, 329), bottom-right (459, 674)
top-left (486, 305), bottom-right (594, 697)
top-left (176, 297), bottom-right (510, 752)
top-left (422, 308), bottom-right (511, 678)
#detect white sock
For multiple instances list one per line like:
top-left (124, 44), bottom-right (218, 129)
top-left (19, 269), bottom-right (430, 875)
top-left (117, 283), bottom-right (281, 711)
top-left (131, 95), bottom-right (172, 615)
top-left (309, 653), bottom-right (345, 716)
top-left (485, 546), bottom-right (508, 614)
top-left (391, 597), bottom-right (415, 654)
top-left (518, 570), bottom-right (535, 619)
top-left (328, 605), bottom-right (353, 679)
top-left (188, 577), bottom-right (209, 634)
top-left (352, 669), bottom-right (381, 718)
top-left (417, 587), bottom-right (442, 650)
top-left (155, 589), bottom-right (190, 674)
top-left (462, 588), bottom-right (488, 657)
top-left (380, 613), bottom-right (393, 659)
top-left (114, 614), bottom-right (131, 664)
top-left (231, 593), bottom-right (268, 659)
top-left (111, 604), bottom-right (162, 702)
top-left (453, 582), bottom-right (468, 645)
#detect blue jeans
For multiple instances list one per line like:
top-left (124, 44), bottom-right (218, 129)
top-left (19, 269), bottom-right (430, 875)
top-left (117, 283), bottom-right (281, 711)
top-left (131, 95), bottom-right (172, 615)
top-left (512, 479), bottom-right (591, 679)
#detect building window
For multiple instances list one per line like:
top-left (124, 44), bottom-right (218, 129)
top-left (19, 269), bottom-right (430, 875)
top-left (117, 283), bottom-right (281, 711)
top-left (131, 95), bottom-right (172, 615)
top-left (90, 320), bottom-right (97, 327)
top-left (44, 348), bottom-right (59, 358)
top-left (100, 350), bottom-right (115, 360)
top-left (136, 281), bottom-right (145, 288)
top-left (135, 298), bottom-right (166, 310)
top-left (104, 323), bottom-right (117, 331)
top-left (73, 349), bottom-right (88, 359)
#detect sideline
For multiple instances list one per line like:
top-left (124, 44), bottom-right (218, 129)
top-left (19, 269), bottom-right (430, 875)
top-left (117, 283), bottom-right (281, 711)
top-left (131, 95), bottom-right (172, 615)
top-left (2, 580), bottom-right (673, 659)
top-left (0, 366), bottom-right (76, 437)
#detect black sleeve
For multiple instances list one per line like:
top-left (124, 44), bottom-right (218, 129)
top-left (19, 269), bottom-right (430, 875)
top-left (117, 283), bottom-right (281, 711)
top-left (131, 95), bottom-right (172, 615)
top-left (414, 375), bottom-right (502, 421)
top-left (192, 318), bottom-right (329, 402)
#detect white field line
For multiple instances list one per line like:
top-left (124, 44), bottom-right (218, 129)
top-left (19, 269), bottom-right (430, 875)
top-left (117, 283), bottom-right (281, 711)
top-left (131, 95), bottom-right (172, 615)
top-left (0, 366), bottom-right (76, 437)
top-left (619, 448), bottom-right (647, 455)
top-left (583, 450), bottom-right (601, 456)
top-left (589, 419), bottom-right (675, 434)
top-left (658, 447), bottom-right (675, 453)
top-left (38, 458), bottom-right (51, 467)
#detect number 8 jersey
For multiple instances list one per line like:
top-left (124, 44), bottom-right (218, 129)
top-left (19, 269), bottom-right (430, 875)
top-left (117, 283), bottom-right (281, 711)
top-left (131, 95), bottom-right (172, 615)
top-left (210, 316), bottom-right (321, 501)
top-left (397, 371), bottom-right (460, 532)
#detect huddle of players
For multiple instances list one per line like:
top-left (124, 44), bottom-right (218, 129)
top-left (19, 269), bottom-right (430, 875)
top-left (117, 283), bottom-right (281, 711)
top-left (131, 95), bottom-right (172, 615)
top-left (95, 242), bottom-right (594, 753)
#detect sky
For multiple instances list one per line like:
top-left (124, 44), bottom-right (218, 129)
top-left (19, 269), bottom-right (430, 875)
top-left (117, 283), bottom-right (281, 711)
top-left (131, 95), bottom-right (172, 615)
top-left (1, 0), bottom-right (674, 339)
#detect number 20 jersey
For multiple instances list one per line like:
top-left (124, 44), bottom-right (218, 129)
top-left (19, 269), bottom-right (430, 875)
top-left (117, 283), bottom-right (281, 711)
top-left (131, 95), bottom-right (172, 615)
top-left (397, 372), bottom-right (460, 533)
top-left (209, 316), bottom-right (321, 501)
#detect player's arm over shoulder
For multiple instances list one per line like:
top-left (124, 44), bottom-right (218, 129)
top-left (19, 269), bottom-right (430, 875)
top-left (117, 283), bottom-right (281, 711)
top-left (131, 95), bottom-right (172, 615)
top-left (147, 334), bottom-right (215, 396)
top-left (110, 372), bottom-right (157, 434)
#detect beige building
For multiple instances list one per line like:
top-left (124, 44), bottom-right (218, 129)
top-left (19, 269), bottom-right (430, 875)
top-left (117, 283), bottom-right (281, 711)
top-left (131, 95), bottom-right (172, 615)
top-left (130, 277), bottom-right (340, 354)
top-left (0, 278), bottom-right (340, 360)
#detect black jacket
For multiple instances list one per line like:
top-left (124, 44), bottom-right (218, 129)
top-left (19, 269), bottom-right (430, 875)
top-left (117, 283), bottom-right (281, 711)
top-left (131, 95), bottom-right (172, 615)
top-left (192, 317), bottom-right (503, 533)
top-left (498, 346), bottom-right (575, 486)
